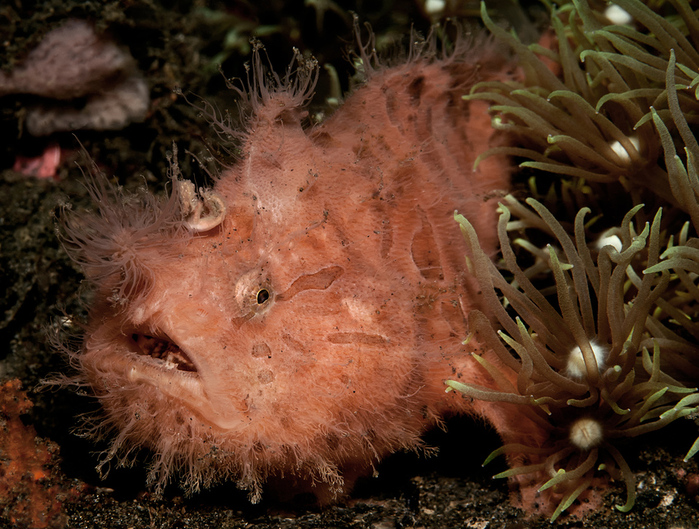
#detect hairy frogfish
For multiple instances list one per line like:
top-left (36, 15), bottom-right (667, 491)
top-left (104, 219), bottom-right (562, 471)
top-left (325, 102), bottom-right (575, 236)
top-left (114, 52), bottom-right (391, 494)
top-left (58, 29), bottom-right (535, 504)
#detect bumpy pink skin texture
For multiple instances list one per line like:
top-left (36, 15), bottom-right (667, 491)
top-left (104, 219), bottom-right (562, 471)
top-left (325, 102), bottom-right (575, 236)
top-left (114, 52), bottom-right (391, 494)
top-left (67, 36), bottom-right (544, 503)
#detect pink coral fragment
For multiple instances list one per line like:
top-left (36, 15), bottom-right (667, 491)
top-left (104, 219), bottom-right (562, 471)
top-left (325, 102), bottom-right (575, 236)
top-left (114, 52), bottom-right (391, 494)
top-left (12, 143), bottom-right (62, 179)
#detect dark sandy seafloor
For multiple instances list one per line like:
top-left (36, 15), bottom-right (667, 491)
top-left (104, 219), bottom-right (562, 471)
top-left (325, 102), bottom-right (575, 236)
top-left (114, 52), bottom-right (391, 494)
top-left (1, 1), bottom-right (699, 528)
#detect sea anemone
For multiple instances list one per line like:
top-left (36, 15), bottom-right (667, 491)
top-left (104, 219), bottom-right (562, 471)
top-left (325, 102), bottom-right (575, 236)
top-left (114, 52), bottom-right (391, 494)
top-left (449, 196), bottom-right (699, 520)
top-left (446, 0), bottom-right (699, 521)
top-left (468, 0), bottom-right (699, 211)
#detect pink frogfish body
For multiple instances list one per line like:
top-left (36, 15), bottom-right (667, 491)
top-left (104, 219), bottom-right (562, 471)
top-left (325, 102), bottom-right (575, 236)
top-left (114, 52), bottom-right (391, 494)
top-left (60, 31), bottom-right (532, 503)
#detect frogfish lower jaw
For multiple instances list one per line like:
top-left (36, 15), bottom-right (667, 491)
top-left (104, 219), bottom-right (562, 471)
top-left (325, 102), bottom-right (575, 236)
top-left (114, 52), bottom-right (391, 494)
top-left (88, 330), bottom-right (196, 383)
top-left (82, 325), bottom-right (228, 421)
top-left (86, 342), bottom-right (256, 432)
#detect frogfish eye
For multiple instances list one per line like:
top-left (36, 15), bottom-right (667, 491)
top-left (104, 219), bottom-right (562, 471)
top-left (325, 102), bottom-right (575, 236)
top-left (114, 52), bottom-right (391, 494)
top-left (256, 288), bottom-right (270, 304)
